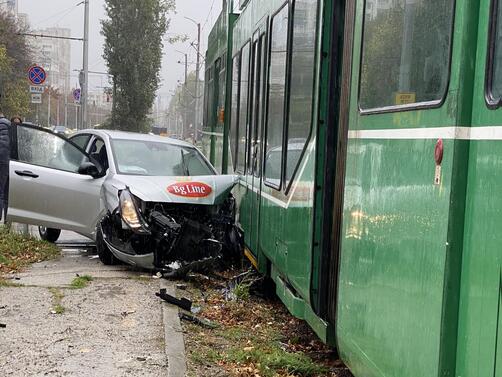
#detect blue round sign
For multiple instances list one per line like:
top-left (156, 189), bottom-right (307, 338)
top-left (73, 88), bottom-right (81, 102)
top-left (28, 65), bottom-right (47, 85)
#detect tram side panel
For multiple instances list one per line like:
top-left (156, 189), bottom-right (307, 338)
top-left (456, 0), bottom-right (502, 375)
top-left (336, 1), bottom-right (464, 377)
top-left (228, 0), bottom-right (324, 329)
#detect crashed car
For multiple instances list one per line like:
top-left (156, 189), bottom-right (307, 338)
top-left (8, 124), bottom-right (241, 271)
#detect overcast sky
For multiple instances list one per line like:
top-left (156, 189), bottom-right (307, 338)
top-left (18, 0), bottom-right (223, 106)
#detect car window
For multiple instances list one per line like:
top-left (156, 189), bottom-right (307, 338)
top-left (70, 134), bottom-right (91, 150)
top-left (89, 138), bottom-right (109, 171)
top-left (16, 125), bottom-right (89, 173)
top-left (111, 139), bottom-right (214, 176)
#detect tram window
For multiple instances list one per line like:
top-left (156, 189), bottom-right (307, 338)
top-left (359, 0), bottom-right (455, 111)
top-left (203, 68), bottom-right (210, 128)
top-left (207, 67), bottom-right (215, 129)
top-left (237, 43), bottom-right (251, 173)
top-left (230, 55), bottom-right (240, 170)
top-left (218, 60), bottom-right (226, 125)
top-left (264, 4), bottom-right (289, 187)
top-left (255, 34), bottom-right (267, 178)
top-left (488, 0), bottom-right (502, 104)
top-left (248, 39), bottom-right (259, 174)
top-left (286, 0), bottom-right (318, 186)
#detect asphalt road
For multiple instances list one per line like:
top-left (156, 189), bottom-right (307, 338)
top-left (0, 230), bottom-right (186, 377)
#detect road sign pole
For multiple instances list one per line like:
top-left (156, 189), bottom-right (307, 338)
top-left (47, 88), bottom-right (51, 127)
top-left (81, 0), bottom-right (90, 130)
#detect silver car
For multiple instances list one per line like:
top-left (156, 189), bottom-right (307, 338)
top-left (8, 124), bottom-right (240, 271)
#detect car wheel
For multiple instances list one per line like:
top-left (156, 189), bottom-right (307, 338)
top-left (96, 225), bottom-right (119, 265)
top-left (38, 227), bottom-right (61, 243)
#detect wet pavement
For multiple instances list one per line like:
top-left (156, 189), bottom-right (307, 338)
top-left (0, 228), bottom-right (186, 377)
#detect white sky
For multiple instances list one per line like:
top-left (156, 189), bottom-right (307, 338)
top-left (18, 0), bottom-right (223, 106)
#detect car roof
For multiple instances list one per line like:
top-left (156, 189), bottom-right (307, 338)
top-left (80, 129), bottom-right (195, 148)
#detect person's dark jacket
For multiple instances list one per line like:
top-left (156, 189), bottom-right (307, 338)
top-left (0, 117), bottom-right (11, 222)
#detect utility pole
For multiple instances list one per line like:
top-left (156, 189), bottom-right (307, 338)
top-left (185, 17), bottom-right (201, 143)
top-left (81, 0), bottom-right (90, 130)
top-left (47, 87), bottom-right (51, 127)
top-left (195, 22), bottom-right (201, 143)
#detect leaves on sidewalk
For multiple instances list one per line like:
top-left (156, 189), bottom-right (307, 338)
top-left (0, 228), bottom-right (60, 275)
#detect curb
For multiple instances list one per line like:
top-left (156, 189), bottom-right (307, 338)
top-left (160, 280), bottom-right (187, 377)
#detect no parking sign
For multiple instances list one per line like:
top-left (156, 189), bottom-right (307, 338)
top-left (28, 65), bottom-right (46, 85)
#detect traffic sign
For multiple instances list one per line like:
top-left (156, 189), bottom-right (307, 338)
top-left (28, 65), bottom-right (47, 85)
top-left (73, 88), bottom-right (81, 102)
top-left (31, 94), bottom-right (42, 104)
top-left (30, 85), bottom-right (44, 94)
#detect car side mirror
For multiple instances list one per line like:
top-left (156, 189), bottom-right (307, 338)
top-left (79, 161), bottom-right (102, 179)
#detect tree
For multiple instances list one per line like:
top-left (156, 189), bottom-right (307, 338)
top-left (102, 0), bottom-right (174, 132)
top-left (0, 11), bottom-right (32, 117)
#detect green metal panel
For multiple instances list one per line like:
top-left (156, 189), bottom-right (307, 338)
top-left (456, 0), bottom-right (502, 376)
top-left (336, 0), bottom-right (475, 376)
top-left (230, 0), bottom-right (324, 336)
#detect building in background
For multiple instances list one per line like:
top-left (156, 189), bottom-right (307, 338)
top-left (31, 27), bottom-right (71, 93)
top-left (0, 0), bottom-right (18, 15)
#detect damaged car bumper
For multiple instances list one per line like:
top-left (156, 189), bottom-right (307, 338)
top-left (100, 175), bottom-right (241, 271)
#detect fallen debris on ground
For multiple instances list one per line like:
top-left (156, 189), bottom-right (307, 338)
top-left (180, 269), bottom-right (352, 377)
top-left (156, 288), bottom-right (192, 311)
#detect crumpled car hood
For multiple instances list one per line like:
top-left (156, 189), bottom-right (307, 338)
top-left (112, 175), bottom-right (239, 205)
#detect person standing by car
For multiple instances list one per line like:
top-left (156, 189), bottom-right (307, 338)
top-left (10, 116), bottom-right (21, 126)
top-left (0, 111), bottom-right (11, 222)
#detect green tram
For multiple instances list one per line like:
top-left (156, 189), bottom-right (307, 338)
top-left (202, 0), bottom-right (502, 376)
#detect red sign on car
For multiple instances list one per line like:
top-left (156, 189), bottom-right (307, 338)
top-left (167, 182), bottom-right (213, 198)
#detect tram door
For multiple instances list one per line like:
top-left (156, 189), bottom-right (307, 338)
top-left (246, 29), bottom-right (267, 256)
top-left (456, 1), bottom-right (502, 375)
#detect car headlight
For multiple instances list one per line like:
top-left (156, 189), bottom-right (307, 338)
top-left (119, 189), bottom-right (150, 233)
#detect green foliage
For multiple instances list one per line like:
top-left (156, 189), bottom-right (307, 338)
top-left (70, 275), bottom-right (93, 289)
top-left (225, 345), bottom-right (328, 377)
top-left (0, 227), bottom-right (60, 273)
top-left (0, 11), bottom-right (32, 117)
top-left (49, 287), bottom-right (65, 314)
top-left (102, 0), bottom-right (175, 132)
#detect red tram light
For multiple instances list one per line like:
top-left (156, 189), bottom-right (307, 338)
top-left (435, 139), bottom-right (444, 165)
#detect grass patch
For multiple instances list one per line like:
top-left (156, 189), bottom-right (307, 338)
top-left (226, 345), bottom-right (329, 377)
top-left (49, 287), bottom-right (65, 315)
top-left (0, 227), bottom-right (59, 274)
top-left (182, 273), bottom-right (337, 377)
top-left (70, 275), bottom-right (93, 289)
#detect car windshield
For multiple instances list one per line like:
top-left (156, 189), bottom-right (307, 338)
top-left (111, 139), bottom-right (214, 176)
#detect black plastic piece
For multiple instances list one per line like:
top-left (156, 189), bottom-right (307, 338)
top-left (156, 288), bottom-right (192, 312)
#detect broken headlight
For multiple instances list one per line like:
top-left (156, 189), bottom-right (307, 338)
top-left (119, 189), bottom-right (150, 234)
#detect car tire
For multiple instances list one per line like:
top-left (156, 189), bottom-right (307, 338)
top-left (96, 225), bottom-right (119, 266)
top-left (38, 227), bottom-right (61, 243)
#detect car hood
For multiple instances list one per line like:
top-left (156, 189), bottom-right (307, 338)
top-left (112, 175), bottom-right (239, 205)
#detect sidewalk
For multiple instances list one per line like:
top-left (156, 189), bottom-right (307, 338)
top-left (0, 230), bottom-right (186, 377)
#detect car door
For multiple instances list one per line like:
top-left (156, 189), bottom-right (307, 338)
top-left (8, 125), bottom-right (105, 239)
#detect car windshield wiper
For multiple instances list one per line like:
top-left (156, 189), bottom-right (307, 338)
top-left (180, 150), bottom-right (190, 176)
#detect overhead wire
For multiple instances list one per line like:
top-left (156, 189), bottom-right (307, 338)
top-left (30, 2), bottom-right (83, 29)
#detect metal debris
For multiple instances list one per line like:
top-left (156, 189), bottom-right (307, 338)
top-left (179, 312), bottom-right (217, 329)
top-left (155, 288), bottom-right (192, 311)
